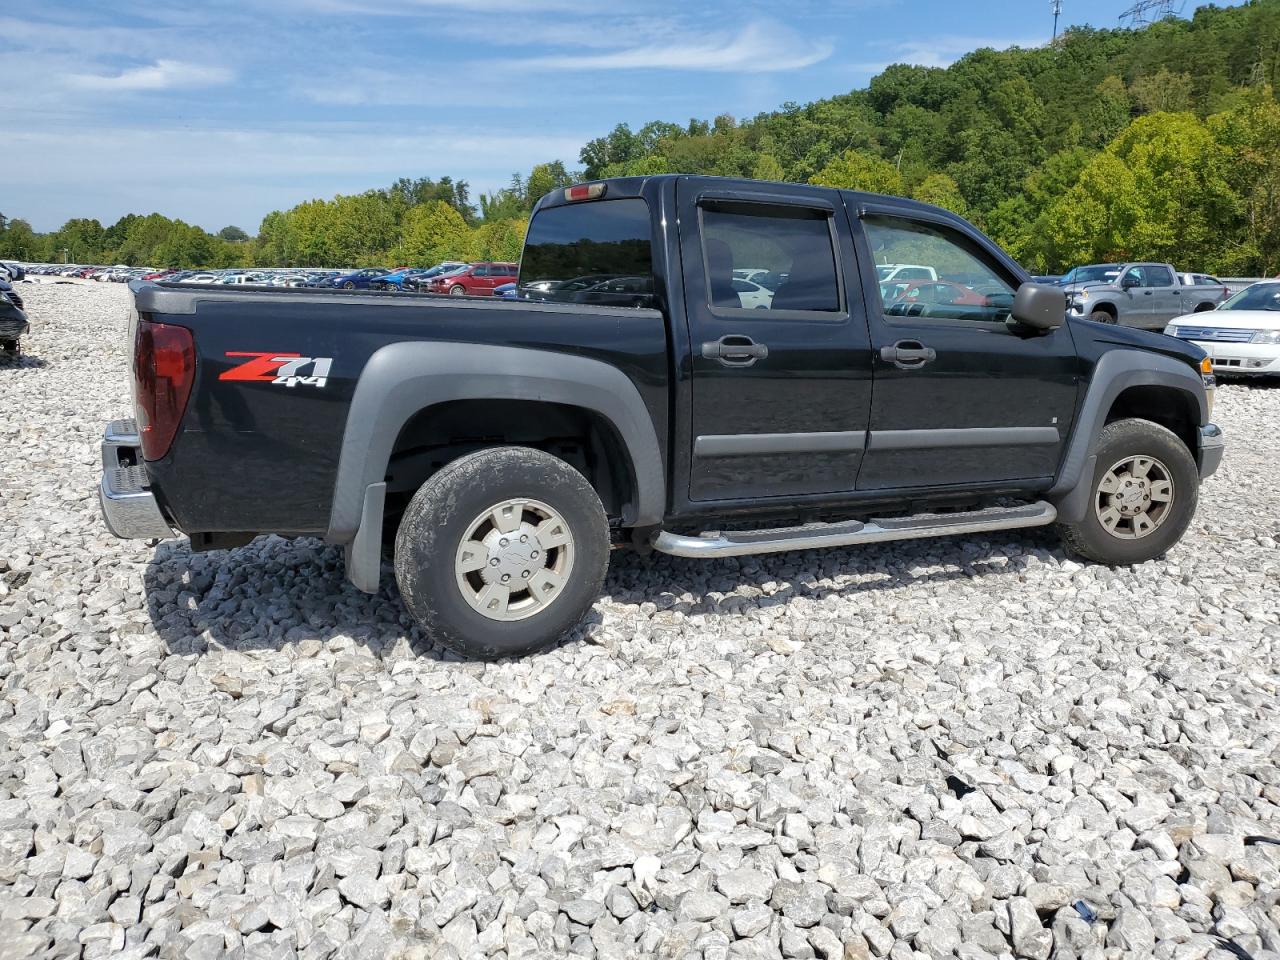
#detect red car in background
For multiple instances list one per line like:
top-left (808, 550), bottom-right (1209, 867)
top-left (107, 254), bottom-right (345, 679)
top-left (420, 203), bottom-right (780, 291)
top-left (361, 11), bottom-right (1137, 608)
top-left (425, 262), bottom-right (518, 296)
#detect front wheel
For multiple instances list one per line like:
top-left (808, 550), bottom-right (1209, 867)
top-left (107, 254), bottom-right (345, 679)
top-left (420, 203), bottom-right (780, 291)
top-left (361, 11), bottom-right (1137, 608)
top-left (1057, 418), bottom-right (1198, 565)
top-left (448, 284), bottom-right (466, 296)
top-left (343, 281), bottom-right (355, 289)
top-left (0, 339), bottom-right (19, 357)
top-left (1089, 309), bottom-right (1117, 324)
top-left (394, 446), bottom-right (610, 659)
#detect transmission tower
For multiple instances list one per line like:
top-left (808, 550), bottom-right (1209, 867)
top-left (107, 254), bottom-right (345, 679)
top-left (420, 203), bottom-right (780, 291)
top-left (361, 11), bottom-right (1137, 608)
top-left (1119, 0), bottom-right (1184, 27)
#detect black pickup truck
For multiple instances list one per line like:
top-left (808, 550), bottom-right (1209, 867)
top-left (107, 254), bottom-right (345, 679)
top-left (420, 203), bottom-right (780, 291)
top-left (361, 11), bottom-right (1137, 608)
top-left (100, 175), bottom-right (1223, 658)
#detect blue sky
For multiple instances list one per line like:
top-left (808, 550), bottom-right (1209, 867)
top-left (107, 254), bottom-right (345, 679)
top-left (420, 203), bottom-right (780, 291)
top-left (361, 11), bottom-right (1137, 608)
top-left (2, 0), bottom-right (1237, 234)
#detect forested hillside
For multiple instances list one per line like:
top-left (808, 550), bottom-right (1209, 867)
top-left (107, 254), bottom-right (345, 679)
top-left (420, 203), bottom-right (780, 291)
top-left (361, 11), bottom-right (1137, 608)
top-left (4, 1), bottom-right (1280, 273)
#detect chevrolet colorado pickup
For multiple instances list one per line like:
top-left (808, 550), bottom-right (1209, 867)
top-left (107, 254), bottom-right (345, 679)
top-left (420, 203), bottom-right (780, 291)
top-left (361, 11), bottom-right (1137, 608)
top-left (1060, 262), bottom-right (1224, 329)
top-left (100, 175), bottom-right (1224, 658)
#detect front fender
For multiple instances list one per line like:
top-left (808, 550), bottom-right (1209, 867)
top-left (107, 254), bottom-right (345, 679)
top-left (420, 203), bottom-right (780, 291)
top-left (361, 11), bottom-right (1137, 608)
top-left (1046, 348), bottom-right (1208, 522)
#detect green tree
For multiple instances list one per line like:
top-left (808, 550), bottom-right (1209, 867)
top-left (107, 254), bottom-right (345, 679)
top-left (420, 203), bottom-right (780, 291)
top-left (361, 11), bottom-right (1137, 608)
top-left (750, 154), bottom-right (785, 182)
top-left (525, 162), bottom-right (574, 208)
top-left (1043, 112), bottom-right (1240, 271)
top-left (912, 173), bottom-right (968, 216)
top-left (0, 218), bottom-right (42, 260)
top-left (400, 201), bottom-right (473, 266)
top-left (218, 225), bottom-right (250, 242)
top-left (809, 150), bottom-right (904, 195)
top-left (1208, 92), bottom-right (1280, 273)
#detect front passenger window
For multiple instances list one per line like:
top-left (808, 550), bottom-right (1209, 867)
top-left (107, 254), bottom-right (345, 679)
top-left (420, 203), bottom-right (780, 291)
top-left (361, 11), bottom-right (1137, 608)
top-left (862, 216), bottom-right (1016, 323)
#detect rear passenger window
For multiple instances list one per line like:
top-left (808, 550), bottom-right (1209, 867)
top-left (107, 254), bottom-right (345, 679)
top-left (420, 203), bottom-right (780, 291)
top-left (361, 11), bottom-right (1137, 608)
top-left (863, 215), bottom-right (1017, 324)
top-left (701, 205), bottom-right (841, 312)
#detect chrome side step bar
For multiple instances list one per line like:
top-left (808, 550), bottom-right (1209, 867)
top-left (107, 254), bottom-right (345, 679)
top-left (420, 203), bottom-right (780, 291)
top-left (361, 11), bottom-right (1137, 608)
top-left (651, 501), bottom-right (1057, 559)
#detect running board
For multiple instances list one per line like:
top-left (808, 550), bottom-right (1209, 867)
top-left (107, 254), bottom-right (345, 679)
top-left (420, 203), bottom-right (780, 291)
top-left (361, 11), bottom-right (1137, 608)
top-left (651, 501), bottom-right (1057, 559)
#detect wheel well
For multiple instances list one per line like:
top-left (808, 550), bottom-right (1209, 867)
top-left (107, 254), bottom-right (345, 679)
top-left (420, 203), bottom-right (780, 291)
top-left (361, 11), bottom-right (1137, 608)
top-left (1193, 301), bottom-right (1216, 312)
top-left (1090, 302), bottom-right (1117, 319)
top-left (1104, 386), bottom-right (1198, 456)
top-left (383, 399), bottom-right (636, 527)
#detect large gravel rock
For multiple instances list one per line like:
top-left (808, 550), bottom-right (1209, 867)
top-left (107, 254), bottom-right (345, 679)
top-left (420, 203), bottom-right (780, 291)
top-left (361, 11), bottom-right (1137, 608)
top-left (1, 282), bottom-right (1278, 958)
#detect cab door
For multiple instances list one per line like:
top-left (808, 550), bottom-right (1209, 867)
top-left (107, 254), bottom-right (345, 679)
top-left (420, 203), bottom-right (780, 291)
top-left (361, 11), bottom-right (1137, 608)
top-left (678, 180), bottom-right (874, 501)
top-left (854, 207), bottom-right (1079, 490)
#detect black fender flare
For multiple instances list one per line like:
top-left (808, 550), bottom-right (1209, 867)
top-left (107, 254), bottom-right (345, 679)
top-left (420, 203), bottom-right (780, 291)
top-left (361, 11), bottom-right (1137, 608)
top-left (327, 342), bottom-right (665, 590)
top-left (1047, 349), bottom-right (1207, 523)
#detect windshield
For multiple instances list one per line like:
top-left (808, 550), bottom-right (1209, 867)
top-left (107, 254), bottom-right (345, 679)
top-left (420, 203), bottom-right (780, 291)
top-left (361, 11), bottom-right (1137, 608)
top-left (1219, 283), bottom-right (1280, 311)
top-left (875, 265), bottom-right (893, 280)
top-left (1062, 264), bottom-right (1121, 284)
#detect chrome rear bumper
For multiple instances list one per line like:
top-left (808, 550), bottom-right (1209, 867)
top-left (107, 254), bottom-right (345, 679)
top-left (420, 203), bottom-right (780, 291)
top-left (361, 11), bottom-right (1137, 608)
top-left (99, 419), bottom-right (173, 539)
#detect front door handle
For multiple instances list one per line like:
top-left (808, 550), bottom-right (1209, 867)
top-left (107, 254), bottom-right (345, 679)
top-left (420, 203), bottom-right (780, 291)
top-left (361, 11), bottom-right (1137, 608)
top-left (881, 340), bottom-right (936, 369)
top-left (702, 335), bottom-right (769, 366)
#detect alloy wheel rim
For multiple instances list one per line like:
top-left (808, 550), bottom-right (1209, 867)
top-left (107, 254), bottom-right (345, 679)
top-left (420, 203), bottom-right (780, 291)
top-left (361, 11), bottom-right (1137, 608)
top-left (1095, 454), bottom-right (1175, 540)
top-left (454, 497), bottom-right (574, 621)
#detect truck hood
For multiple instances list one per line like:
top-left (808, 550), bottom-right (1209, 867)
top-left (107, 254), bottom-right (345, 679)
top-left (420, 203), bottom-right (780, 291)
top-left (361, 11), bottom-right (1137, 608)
top-left (1060, 280), bottom-right (1119, 296)
top-left (1071, 317), bottom-right (1205, 367)
top-left (1168, 309), bottom-right (1280, 331)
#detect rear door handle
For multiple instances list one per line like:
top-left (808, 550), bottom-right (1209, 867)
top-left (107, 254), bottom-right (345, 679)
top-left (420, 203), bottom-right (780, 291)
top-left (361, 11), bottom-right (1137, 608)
top-left (702, 335), bottom-right (769, 366)
top-left (881, 340), bottom-right (936, 369)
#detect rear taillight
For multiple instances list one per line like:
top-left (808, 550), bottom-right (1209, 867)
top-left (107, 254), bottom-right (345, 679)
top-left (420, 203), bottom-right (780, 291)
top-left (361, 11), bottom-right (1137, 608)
top-left (134, 320), bottom-right (195, 460)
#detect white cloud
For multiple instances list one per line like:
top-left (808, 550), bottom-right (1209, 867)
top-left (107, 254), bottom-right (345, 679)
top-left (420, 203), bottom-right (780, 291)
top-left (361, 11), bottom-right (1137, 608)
top-left (849, 34), bottom-right (1045, 73)
top-left (514, 19), bottom-right (832, 73)
top-left (6, 121), bottom-right (590, 231)
top-left (66, 59), bottom-right (233, 92)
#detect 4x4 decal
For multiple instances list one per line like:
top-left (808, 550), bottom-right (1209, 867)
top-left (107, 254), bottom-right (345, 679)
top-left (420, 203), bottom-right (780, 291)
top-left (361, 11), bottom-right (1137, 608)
top-left (219, 351), bottom-right (332, 388)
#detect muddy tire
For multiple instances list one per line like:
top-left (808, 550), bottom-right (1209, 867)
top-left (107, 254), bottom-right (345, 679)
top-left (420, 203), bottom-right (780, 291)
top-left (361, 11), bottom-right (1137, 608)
top-left (394, 446), bottom-right (609, 659)
top-left (1089, 309), bottom-right (1117, 324)
top-left (1057, 418), bottom-right (1199, 565)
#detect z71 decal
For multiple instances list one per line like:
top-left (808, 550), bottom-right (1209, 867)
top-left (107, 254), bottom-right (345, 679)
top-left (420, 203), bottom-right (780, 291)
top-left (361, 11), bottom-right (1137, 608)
top-left (219, 352), bottom-right (333, 388)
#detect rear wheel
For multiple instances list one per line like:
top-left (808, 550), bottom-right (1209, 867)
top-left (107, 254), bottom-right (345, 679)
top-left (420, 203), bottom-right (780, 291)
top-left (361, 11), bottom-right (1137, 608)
top-left (394, 446), bottom-right (610, 659)
top-left (1058, 418), bottom-right (1198, 565)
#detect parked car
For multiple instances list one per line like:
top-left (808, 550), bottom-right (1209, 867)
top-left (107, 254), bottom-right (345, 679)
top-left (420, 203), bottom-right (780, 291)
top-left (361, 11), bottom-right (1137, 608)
top-left (1176, 272), bottom-right (1231, 308)
top-left (1, 261), bottom-right (26, 282)
top-left (730, 277), bottom-right (772, 309)
top-left (0, 280), bottom-right (29, 356)
top-left (424, 262), bottom-right (518, 296)
top-left (882, 279), bottom-right (994, 316)
top-left (875, 263), bottom-right (938, 284)
top-left (1060, 262), bottom-right (1225, 329)
top-left (494, 282), bottom-right (518, 299)
top-left (404, 265), bottom-right (469, 293)
top-left (99, 175), bottom-right (1223, 660)
top-left (1164, 280), bottom-right (1280, 376)
top-left (1030, 275), bottom-right (1062, 285)
top-left (330, 268), bottom-right (390, 290)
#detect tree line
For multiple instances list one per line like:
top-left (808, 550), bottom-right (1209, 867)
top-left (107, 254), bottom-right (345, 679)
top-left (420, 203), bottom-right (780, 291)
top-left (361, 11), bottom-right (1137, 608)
top-left (3, 1), bottom-right (1279, 274)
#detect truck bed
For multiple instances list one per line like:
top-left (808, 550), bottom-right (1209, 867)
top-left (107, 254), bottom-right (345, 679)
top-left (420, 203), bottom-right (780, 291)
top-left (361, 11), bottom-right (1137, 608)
top-left (131, 281), bottom-right (670, 536)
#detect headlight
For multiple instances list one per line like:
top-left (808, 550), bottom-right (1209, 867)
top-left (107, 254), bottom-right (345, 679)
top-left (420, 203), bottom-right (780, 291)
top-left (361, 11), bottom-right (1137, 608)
top-left (1251, 329), bottom-right (1280, 344)
top-left (1075, 290), bottom-right (1090, 301)
top-left (1164, 324), bottom-right (1178, 336)
top-left (0, 292), bottom-right (9, 305)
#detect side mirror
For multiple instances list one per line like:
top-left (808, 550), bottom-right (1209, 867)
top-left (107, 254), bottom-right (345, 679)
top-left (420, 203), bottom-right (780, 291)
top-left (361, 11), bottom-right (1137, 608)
top-left (1011, 282), bottom-right (1065, 330)
top-left (1121, 275), bottom-right (1139, 289)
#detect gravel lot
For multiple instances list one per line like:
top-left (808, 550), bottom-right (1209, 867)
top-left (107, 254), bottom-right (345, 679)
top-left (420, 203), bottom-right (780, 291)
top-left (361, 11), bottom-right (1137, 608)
top-left (1, 282), bottom-right (1278, 960)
